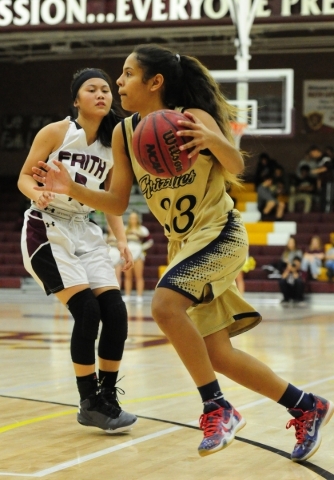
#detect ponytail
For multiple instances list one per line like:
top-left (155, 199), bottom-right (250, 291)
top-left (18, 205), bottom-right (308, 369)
top-left (133, 44), bottom-right (242, 187)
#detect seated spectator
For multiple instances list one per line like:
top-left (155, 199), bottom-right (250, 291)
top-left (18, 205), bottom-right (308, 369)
top-left (296, 145), bottom-right (322, 179)
top-left (262, 236), bottom-right (303, 278)
top-left (254, 152), bottom-right (277, 187)
top-left (279, 237), bottom-right (303, 272)
top-left (311, 149), bottom-right (334, 212)
top-left (325, 233), bottom-right (334, 282)
top-left (272, 164), bottom-right (289, 196)
top-left (301, 235), bottom-right (325, 280)
top-left (257, 174), bottom-right (285, 220)
top-left (288, 165), bottom-right (317, 213)
top-left (279, 257), bottom-right (306, 306)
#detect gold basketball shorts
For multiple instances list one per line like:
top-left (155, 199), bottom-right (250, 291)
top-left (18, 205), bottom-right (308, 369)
top-left (157, 210), bottom-right (262, 337)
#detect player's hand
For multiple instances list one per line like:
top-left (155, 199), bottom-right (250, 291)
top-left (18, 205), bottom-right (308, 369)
top-left (176, 111), bottom-right (214, 159)
top-left (118, 242), bottom-right (134, 271)
top-left (35, 191), bottom-right (55, 209)
top-left (32, 160), bottom-right (72, 195)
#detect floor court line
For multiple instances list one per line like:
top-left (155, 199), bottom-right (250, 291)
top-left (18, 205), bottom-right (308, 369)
top-left (1, 376), bottom-right (334, 476)
top-left (1, 375), bottom-right (334, 433)
top-left (0, 425), bottom-right (183, 477)
top-left (0, 415), bottom-right (332, 479)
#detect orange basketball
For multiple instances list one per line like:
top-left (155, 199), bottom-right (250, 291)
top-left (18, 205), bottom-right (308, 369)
top-left (132, 109), bottom-right (198, 178)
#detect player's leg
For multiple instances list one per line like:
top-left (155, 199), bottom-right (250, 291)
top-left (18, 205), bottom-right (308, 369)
top-left (77, 223), bottom-right (137, 432)
top-left (235, 271), bottom-right (245, 296)
top-left (56, 285), bottom-right (98, 388)
top-left (95, 287), bottom-right (137, 430)
top-left (152, 287), bottom-right (244, 457)
top-left (152, 287), bottom-right (215, 387)
top-left (205, 327), bottom-right (288, 400)
top-left (153, 212), bottom-right (250, 457)
top-left (58, 286), bottom-right (134, 433)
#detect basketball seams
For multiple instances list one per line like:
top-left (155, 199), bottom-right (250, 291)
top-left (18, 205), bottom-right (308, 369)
top-left (158, 111), bottom-right (177, 176)
top-left (161, 110), bottom-right (191, 172)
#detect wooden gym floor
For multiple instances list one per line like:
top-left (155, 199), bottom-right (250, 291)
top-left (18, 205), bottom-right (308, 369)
top-left (0, 287), bottom-right (334, 480)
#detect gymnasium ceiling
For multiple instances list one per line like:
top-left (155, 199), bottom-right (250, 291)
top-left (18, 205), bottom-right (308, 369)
top-left (1, 20), bottom-right (334, 63)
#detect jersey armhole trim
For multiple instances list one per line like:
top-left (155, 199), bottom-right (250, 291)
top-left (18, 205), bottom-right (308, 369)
top-left (121, 119), bottom-right (131, 160)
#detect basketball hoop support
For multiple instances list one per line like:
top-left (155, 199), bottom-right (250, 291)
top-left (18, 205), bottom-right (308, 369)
top-left (228, 0), bottom-right (262, 122)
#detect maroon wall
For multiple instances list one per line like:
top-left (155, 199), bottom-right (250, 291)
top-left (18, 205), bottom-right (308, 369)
top-left (1, 51), bottom-right (333, 178)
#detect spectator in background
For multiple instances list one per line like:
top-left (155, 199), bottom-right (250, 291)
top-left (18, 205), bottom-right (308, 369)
top-left (301, 235), bottom-right (325, 281)
top-left (262, 236), bottom-right (303, 278)
top-left (272, 164), bottom-right (289, 196)
top-left (122, 211), bottom-right (154, 303)
top-left (325, 233), bottom-right (334, 282)
top-left (288, 165), bottom-right (317, 213)
top-left (312, 148), bottom-right (334, 212)
top-left (257, 174), bottom-right (285, 221)
top-left (279, 257), bottom-right (306, 306)
top-left (296, 145), bottom-right (322, 179)
top-left (279, 237), bottom-right (303, 272)
top-left (254, 152), bottom-right (277, 187)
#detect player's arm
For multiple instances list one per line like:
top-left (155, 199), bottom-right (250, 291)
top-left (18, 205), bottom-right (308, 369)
top-left (176, 109), bottom-right (244, 175)
top-left (105, 196), bottom-right (134, 271)
top-left (18, 121), bottom-right (66, 206)
top-left (32, 123), bottom-right (134, 215)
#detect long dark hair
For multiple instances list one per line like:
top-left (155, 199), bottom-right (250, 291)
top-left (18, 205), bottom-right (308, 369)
top-left (71, 68), bottom-right (125, 148)
top-left (133, 44), bottom-right (241, 186)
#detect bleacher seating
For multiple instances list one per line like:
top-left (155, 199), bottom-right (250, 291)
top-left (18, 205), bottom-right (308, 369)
top-left (0, 178), bottom-right (27, 288)
top-left (0, 177), bottom-right (333, 295)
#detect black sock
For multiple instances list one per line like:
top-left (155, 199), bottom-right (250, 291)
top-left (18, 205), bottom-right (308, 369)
top-left (76, 373), bottom-right (98, 400)
top-left (278, 383), bottom-right (314, 412)
top-left (197, 380), bottom-right (230, 408)
top-left (99, 370), bottom-right (118, 389)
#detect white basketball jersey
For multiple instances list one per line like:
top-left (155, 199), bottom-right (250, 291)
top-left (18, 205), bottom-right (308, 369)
top-left (39, 117), bottom-right (113, 214)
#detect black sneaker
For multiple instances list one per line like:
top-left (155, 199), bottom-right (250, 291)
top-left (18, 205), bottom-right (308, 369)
top-left (77, 391), bottom-right (137, 433)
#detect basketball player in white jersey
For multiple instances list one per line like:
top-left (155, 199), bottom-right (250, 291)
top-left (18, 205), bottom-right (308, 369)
top-left (32, 47), bottom-right (333, 462)
top-left (18, 68), bottom-right (137, 433)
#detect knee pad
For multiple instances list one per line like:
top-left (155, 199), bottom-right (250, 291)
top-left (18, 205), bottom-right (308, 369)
top-left (67, 289), bottom-right (101, 365)
top-left (97, 290), bottom-right (128, 361)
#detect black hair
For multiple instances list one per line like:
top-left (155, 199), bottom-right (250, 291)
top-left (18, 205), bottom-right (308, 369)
top-left (262, 174), bottom-right (273, 182)
top-left (307, 144), bottom-right (321, 153)
top-left (71, 68), bottom-right (125, 148)
top-left (132, 44), bottom-right (240, 186)
top-left (259, 152), bottom-right (271, 161)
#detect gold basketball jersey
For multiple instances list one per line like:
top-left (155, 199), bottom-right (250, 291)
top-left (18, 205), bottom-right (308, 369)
top-left (122, 111), bottom-right (234, 244)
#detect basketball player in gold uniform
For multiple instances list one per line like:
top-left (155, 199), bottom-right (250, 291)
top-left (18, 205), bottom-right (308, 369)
top-left (32, 44), bottom-right (333, 462)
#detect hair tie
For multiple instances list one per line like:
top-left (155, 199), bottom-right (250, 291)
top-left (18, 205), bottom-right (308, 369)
top-left (175, 54), bottom-right (181, 63)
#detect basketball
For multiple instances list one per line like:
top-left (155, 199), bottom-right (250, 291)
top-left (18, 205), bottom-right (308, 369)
top-left (132, 109), bottom-right (198, 178)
